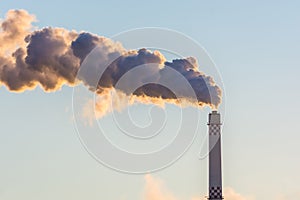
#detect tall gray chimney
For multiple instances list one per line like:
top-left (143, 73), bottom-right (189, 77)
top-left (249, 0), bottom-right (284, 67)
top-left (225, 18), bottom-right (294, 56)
top-left (208, 111), bottom-right (223, 200)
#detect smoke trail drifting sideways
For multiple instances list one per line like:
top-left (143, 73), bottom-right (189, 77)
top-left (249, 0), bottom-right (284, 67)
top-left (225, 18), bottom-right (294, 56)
top-left (0, 9), bottom-right (222, 113)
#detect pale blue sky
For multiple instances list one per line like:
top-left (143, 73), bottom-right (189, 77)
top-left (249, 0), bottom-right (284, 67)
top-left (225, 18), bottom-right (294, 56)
top-left (1, 1), bottom-right (300, 200)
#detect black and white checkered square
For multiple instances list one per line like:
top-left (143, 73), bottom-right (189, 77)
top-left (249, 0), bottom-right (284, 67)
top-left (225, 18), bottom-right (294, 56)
top-left (209, 124), bottom-right (221, 135)
top-left (209, 186), bottom-right (223, 199)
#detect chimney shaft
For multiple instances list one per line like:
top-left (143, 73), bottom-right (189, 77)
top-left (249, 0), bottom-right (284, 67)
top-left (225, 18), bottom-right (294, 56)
top-left (208, 111), bottom-right (223, 200)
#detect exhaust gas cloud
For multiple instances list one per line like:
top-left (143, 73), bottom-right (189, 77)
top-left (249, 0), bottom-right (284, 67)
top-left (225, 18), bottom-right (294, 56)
top-left (0, 9), bottom-right (222, 115)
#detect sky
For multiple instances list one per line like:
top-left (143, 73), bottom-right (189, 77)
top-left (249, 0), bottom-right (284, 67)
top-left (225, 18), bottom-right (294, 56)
top-left (1, 1), bottom-right (300, 200)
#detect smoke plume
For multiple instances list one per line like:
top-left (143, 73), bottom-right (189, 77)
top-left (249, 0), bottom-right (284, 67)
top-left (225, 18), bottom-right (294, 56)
top-left (0, 9), bottom-right (222, 116)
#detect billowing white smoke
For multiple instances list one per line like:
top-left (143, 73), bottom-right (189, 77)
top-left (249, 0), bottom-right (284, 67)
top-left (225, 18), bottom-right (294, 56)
top-left (0, 9), bottom-right (222, 117)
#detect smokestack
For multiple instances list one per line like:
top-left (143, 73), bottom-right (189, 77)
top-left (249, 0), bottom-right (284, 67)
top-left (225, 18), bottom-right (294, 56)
top-left (208, 111), bottom-right (223, 200)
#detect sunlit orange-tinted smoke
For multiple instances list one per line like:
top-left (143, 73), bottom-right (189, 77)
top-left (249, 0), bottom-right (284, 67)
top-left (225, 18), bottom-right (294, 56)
top-left (143, 175), bottom-right (253, 200)
top-left (0, 10), bottom-right (221, 116)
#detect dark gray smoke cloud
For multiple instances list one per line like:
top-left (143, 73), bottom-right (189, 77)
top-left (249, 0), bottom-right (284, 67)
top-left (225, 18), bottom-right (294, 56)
top-left (0, 9), bottom-right (221, 110)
